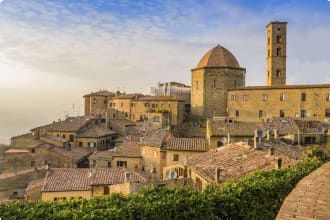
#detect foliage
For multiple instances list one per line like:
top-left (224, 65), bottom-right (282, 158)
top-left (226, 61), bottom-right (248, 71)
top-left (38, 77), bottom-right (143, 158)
top-left (0, 160), bottom-right (324, 220)
top-left (302, 146), bottom-right (328, 162)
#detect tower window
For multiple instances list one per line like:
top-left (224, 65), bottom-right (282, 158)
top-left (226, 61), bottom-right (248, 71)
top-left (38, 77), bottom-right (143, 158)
top-left (276, 48), bottom-right (281, 56)
top-left (280, 110), bottom-right (285, 118)
top-left (326, 93), bottom-right (330, 101)
top-left (301, 93), bottom-right (306, 101)
top-left (277, 28), bottom-right (281, 31)
top-left (276, 69), bottom-right (281, 78)
top-left (243, 95), bottom-right (249, 101)
top-left (276, 35), bottom-right (282, 43)
top-left (231, 95), bottom-right (236, 101)
top-left (212, 79), bottom-right (217, 89)
top-left (235, 110), bottom-right (240, 117)
top-left (262, 94), bottom-right (268, 101)
top-left (280, 93), bottom-right (285, 101)
top-left (259, 110), bottom-right (263, 118)
top-left (301, 110), bottom-right (307, 118)
top-left (325, 109), bottom-right (330, 117)
top-left (267, 37), bottom-right (270, 45)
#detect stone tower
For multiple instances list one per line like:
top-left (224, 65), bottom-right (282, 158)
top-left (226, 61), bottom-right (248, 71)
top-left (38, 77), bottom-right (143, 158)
top-left (191, 45), bottom-right (246, 120)
top-left (266, 21), bottom-right (287, 86)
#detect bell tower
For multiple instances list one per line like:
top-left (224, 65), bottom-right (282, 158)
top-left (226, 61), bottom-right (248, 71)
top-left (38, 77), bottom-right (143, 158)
top-left (266, 21), bottom-right (287, 86)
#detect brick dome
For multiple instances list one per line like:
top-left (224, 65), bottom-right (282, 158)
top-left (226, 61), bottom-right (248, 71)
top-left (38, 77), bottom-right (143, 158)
top-left (197, 44), bottom-right (240, 68)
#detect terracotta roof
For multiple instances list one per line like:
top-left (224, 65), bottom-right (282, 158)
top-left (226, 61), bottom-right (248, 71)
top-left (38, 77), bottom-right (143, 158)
top-left (112, 144), bottom-right (141, 158)
top-left (140, 129), bottom-right (171, 148)
top-left (166, 138), bottom-right (208, 152)
top-left (276, 162), bottom-right (330, 220)
top-left (32, 116), bottom-right (91, 132)
top-left (228, 83), bottom-right (330, 91)
top-left (77, 125), bottom-right (117, 138)
top-left (40, 144), bottom-right (93, 162)
top-left (41, 168), bottom-right (147, 192)
top-left (196, 45), bottom-right (241, 69)
top-left (186, 142), bottom-right (300, 183)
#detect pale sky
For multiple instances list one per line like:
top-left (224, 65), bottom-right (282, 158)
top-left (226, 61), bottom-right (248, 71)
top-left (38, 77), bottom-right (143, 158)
top-left (0, 0), bottom-right (329, 144)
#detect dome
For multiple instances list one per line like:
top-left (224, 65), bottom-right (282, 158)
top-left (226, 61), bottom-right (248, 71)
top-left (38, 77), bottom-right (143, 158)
top-left (197, 44), bottom-right (240, 68)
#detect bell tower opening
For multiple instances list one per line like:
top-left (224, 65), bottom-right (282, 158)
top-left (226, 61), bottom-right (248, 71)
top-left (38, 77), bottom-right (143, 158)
top-left (266, 21), bottom-right (287, 86)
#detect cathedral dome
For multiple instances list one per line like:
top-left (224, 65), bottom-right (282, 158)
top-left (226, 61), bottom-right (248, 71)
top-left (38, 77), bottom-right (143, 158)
top-left (197, 44), bottom-right (240, 68)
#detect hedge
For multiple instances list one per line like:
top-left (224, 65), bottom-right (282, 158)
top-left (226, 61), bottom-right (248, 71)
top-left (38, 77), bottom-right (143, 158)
top-left (0, 160), bottom-right (324, 220)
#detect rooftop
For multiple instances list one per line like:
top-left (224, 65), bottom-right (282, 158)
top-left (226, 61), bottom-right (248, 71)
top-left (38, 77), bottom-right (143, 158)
top-left (32, 116), bottom-right (92, 132)
top-left (166, 138), bottom-right (208, 152)
top-left (77, 125), bottom-right (117, 138)
top-left (40, 144), bottom-right (93, 162)
top-left (83, 90), bottom-right (117, 97)
top-left (228, 83), bottom-right (330, 91)
top-left (186, 142), bottom-right (301, 183)
top-left (276, 162), bottom-right (330, 219)
top-left (41, 168), bottom-right (147, 192)
top-left (196, 44), bottom-right (241, 69)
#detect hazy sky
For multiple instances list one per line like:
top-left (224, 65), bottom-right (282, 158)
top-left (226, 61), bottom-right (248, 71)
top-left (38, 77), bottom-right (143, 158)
top-left (0, 0), bottom-right (329, 143)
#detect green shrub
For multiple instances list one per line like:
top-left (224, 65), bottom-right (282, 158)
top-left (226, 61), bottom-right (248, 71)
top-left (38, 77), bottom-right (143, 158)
top-left (0, 160), bottom-right (324, 220)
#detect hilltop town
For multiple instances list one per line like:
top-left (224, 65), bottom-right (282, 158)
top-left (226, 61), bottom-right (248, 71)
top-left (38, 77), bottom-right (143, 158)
top-left (0, 21), bottom-right (329, 218)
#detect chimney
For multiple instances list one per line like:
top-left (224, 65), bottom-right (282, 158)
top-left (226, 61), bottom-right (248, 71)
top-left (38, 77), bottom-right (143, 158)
top-left (275, 158), bottom-right (282, 169)
top-left (268, 147), bottom-right (275, 156)
top-left (274, 129), bottom-right (278, 139)
top-left (215, 167), bottom-right (221, 184)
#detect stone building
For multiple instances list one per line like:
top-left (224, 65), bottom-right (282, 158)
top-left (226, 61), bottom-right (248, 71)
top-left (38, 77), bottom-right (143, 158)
top-left (40, 168), bottom-right (148, 201)
top-left (84, 92), bottom-right (185, 128)
top-left (151, 81), bottom-right (191, 114)
top-left (163, 142), bottom-right (303, 191)
top-left (191, 21), bottom-right (330, 122)
top-left (31, 116), bottom-right (117, 150)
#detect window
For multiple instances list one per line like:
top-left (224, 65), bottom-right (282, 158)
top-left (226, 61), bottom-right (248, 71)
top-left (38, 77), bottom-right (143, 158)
top-left (62, 134), bottom-right (66, 139)
top-left (301, 93), bottom-right (306, 101)
top-left (120, 102), bottom-right (123, 107)
top-left (173, 154), bottom-right (179, 161)
top-left (277, 28), bottom-right (281, 31)
top-left (235, 110), bottom-right (240, 117)
top-left (325, 109), bottom-right (330, 117)
top-left (69, 135), bottom-right (74, 142)
top-left (107, 161), bottom-right (112, 168)
top-left (259, 110), bottom-right (263, 118)
top-left (92, 160), bottom-right (96, 168)
top-left (276, 69), bottom-right (281, 78)
top-left (153, 116), bottom-right (160, 122)
top-left (112, 102), bottom-right (115, 107)
top-left (152, 104), bottom-right (158, 108)
top-left (117, 161), bottom-right (127, 168)
top-left (267, 37), bottom-right (270, 45)
top-left (112, 114), bottom-right (116, 119)
top-left (104, 100), bottom-right (107, 105)
top-left (231, 95), bottom-right (236, 101)
top-left (262, 94), bottom-right (268, 101)
top-left (326, 93), bottom-right (330, 101)
top-left (195, 177), bottom-right (203, 191)
top-left (130, 103), bottom-right (135, 107)
top-left (301, 110), bottom-right (307, 118)
top-left (145, 102), bottom-right (150, 107)
top-left (280, 93), bottom-right (285, 101)
top-left (276, 35), bottom-right (282, 43)
top-left (31, 148), bottom-right (35, 153)
top-left (79, 142), bottom-right (83, 147)
top-left (109, 102), bottom-right (112, 107)
top-left (280, 110), bottom-right (285, 118)
top-left (88, 142), bottom-right (96, 148)
top-left (243, 95), bottom-right (249, 101)
top-left (31, 161), bottom-right (35, 167)
top-left (104, 186), bottom-right (109, 195)
top-left (168, 104), bottom-right (171, 108)
top-left (93, 98), bottom-right (97, 104)
top-left (195, 81), bottom-right (198, 90)
top-left (276, 47), bottom-right (281, 56)
top-left (212, 79), bottom-right (217, 88)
